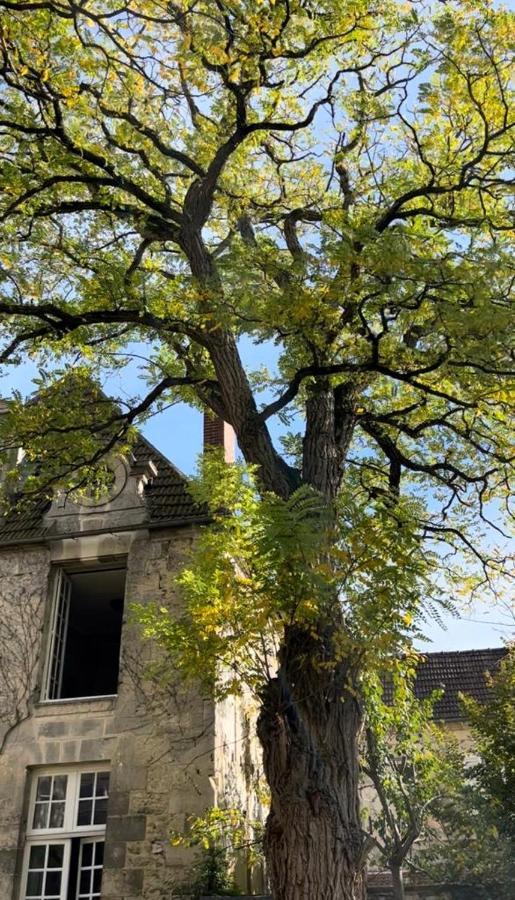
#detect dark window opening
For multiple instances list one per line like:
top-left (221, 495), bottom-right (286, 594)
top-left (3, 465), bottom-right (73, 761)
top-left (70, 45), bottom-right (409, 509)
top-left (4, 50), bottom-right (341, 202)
top-left (66, 837), bottom-right (104, 900)
top-left (45, 567), bottom-right (125, 700)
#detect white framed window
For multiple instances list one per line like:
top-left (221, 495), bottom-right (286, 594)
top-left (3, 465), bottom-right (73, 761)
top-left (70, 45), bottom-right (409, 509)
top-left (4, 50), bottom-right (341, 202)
top-left (76, 839), bottom-right (104, 900)
top-left (21, 767), bottom-right (110, 900)
top-left (23, 842), bottom-right (70, 900)
top-left (41, 566), bottom-right (125, 702)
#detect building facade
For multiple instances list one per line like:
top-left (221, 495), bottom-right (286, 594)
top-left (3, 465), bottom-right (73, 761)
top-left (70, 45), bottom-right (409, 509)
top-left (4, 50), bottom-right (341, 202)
top-left (0, 427), bottom-right (264, 900)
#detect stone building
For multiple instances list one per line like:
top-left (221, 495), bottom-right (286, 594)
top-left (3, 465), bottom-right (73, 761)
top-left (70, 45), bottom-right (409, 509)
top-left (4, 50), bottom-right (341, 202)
top-left (0, 398), bottom-right (507, 900)
top-left (0, 415), bottom-right (264, 900)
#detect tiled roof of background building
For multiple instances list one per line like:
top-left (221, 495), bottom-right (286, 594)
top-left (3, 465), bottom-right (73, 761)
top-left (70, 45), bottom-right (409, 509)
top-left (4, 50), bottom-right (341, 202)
top-left (412, 647), bottom-right (506, 720)
top-left (0, 434), bottom-right (207, 545)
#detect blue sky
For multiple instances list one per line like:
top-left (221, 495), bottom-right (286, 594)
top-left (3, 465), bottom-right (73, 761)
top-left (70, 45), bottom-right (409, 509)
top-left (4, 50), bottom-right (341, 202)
top-left (1, 342), bottom-right (512, 654)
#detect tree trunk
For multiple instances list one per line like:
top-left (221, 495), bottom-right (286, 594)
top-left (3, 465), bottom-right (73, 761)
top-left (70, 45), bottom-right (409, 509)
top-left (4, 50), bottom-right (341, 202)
top-left (390, 863), bottom-right (405, 900)
top-left (257, 624), bottom-right (365, 900)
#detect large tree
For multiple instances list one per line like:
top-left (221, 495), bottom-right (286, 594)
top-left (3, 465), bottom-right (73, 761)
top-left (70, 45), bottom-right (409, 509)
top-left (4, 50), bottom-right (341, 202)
top-left (0, 1), bottom-right (513, 897)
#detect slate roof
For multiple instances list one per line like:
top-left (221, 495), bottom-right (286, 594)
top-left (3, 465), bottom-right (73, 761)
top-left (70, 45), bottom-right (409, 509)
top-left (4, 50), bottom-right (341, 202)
top-left (412, 647), bottom-right (507, 721)
top-left (0, 434), bottom-right (207, 545)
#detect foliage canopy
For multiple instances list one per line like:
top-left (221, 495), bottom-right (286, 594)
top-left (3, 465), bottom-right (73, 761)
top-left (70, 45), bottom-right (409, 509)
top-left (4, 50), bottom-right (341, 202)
top-left (0, 0), bottom-right (512, 547)
top-left (0, 0), bottom-right (513, 612)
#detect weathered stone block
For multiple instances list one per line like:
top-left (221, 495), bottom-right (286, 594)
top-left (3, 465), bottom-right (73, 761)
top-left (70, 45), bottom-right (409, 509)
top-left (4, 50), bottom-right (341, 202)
top-left (108, 814), bottom-right (146, 842)
top-left (60, 740), bottom-right (79, 762)
top-left (79, 737), bottom-right (114, 760)
top-left (103, 840), bottom-right (127, 869)
top-left (123, 867), bottom-right (144, 894)
top-left (107, 790), bottom-right (130, 816)
top-left (42, 741), bottom-right (61, 763)
top-left (0, 848), bottom-right (18, 874)
top-left (76, 718), bottom-right (105, 736)
top-left (37, 720), bottom-right (68, 738)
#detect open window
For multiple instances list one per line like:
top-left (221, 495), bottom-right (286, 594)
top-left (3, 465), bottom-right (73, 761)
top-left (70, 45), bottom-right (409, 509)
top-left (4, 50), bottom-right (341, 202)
top-left (42, 566), bottom-right (125, 701)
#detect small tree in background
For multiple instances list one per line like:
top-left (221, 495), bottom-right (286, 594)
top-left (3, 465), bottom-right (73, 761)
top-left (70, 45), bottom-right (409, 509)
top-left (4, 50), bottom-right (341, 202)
top-left (462, 644), bottom-right (515, 844)
top-left (362, 671), bottom-right (465, 900)
top-left (418, 647), bottom-right (515, 899)
top-left (418, 786), bottom-right (514, 900)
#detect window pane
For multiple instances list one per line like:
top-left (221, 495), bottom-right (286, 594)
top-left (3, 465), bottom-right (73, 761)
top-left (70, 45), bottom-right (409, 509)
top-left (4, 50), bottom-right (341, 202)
top-left (47, 845), bottom-right (64, 868)
top-left (36, 777), bottom-right (52, 802)
top-left (94, 842), bottom-right (104, 866)
top-left (77, 840), bottom-right (104, 900)
top-left (77, 799), bottom-right (93, 826)
top-left (29, 845), bottom-right (46, 868)
top-left (33, 803), bottom-right (49, 830)
top-left (26, 871), bottom-right (43, 896)
top-left (79, 773), bottom-right (95, 799)
top-left (81, 842), bottom-right (93, 867)
top-left (93, 799), bottom-right (107, 826)
top-left (25, 843), bottom-right (65, 900)
top-left (92, 868), bottom-right (102, 893)
top-left (96, 772), bottom-right (110, 797)
top-left (44, 870), bottom-right (61, 895)
top-left (49, 803), bottom-right (65, 829)
top-left (52, 776), bottom-right (67, 801)
top-left (79, 869), bottom-right (91, 895)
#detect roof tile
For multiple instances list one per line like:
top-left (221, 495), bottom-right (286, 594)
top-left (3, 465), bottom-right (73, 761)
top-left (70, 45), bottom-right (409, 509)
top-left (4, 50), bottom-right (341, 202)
top-left (413, 647), bottom-right (506, 720)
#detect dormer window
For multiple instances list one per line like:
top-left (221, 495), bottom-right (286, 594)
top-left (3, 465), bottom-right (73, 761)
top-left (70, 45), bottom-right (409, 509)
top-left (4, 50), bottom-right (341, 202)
top-left (41, 566), bottom-right (126, 702)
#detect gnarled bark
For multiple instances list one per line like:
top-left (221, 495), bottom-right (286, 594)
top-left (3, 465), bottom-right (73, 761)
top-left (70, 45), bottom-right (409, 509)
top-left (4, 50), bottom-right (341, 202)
top-left (257, 624), bottom-right (365, 900)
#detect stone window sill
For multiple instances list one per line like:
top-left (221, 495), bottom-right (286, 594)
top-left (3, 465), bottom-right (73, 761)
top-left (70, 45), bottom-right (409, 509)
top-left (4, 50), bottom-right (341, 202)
top-left (34, 695), bottom-right (117, 716)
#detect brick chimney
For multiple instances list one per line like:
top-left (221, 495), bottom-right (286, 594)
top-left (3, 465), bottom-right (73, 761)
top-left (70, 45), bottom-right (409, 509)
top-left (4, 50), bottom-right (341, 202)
top-left (203, 411), bottom-right (236, 463)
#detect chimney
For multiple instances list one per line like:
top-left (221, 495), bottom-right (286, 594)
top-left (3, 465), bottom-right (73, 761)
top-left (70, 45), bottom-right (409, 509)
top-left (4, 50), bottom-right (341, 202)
top-left (203, 411), bottom-right (236, 463)
top-left (0, 399), bottom-right (24, 468)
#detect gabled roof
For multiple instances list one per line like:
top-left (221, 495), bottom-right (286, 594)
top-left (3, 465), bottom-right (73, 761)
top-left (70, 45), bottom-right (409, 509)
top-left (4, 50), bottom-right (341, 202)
top-left (413, 647), bottom-right (507, 721)
top-left (0, 434), bottom-right (207, 545)
top-left (132, 435), bottom-right (206, 525)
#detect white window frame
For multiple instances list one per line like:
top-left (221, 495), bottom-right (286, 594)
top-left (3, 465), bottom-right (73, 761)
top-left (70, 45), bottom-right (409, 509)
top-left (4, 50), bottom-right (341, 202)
top-left (26, 767), bottom-right (109, 838)
top-left (76, 837), bottom-right (104, 900)
top-left (41, 565), bottom-right (125, 703)
top-left (41, 570), bottom-right (72, 702)
top-left (21, 840), bottom-right (71, 900)
top-left (21, 767), bottom-right (110, 900)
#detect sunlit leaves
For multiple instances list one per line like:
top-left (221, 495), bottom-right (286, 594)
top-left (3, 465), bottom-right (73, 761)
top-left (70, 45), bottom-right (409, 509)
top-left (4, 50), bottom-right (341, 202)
top-left (0, 368), bottom-right (134, 501)
top-left (136, 453), bottom-right (450, 698)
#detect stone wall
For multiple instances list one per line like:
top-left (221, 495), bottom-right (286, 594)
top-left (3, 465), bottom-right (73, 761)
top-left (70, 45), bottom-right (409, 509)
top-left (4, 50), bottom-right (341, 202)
top-left (0, 526), bottom-right (260, 900)
top-left (214, 692), bottom-right (266, 893)
top-left (0, 545), bottom-right (51, 897)
top-left (102, 528), bottom-right (216, 900)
